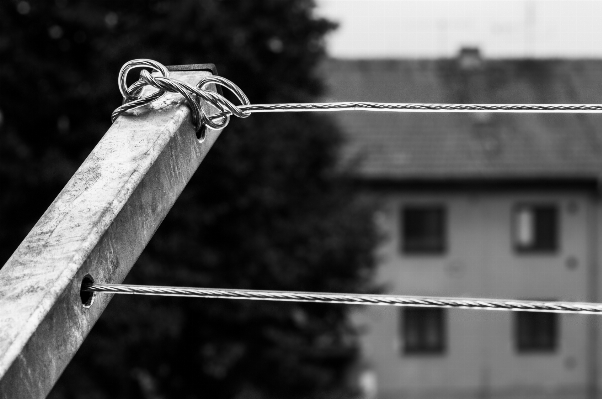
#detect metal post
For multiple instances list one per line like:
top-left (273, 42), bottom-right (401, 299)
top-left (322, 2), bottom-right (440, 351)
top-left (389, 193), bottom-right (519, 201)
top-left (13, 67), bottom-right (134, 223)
top-left (0, 65), bottom-right (223, 398)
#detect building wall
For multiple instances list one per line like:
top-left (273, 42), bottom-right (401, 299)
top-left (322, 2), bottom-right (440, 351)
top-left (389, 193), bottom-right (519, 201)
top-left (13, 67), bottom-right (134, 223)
top-left (357, 190), bottom-right (599, 399)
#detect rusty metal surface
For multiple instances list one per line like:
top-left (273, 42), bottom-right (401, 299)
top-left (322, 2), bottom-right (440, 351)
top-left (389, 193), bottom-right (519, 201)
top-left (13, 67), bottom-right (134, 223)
top-left (0, 67), bottom-right (223, 398)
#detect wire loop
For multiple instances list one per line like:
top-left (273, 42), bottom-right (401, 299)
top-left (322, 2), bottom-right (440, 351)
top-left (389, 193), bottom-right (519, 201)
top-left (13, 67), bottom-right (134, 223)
top-left (118, 59), bottom-right (169, 100)
top-left (111, 59), bottom-right (251, 142)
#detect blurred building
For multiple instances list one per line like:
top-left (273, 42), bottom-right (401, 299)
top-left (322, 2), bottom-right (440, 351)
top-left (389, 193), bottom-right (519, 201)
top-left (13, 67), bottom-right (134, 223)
top-left (322, 49), bottom-right (602, 399)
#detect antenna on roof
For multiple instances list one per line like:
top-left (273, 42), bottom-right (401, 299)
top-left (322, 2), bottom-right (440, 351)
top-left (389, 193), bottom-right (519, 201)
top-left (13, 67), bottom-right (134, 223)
top-left (525, 0), bottom-right (536, 57)
top-left (458, 47), bottom-right (483, 70)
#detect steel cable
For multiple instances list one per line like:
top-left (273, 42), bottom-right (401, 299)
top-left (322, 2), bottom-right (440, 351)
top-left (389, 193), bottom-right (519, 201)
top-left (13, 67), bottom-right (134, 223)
top-left (111, 59), bottom-right (602, 143)
top-left (85, 283), bottom-right (602, 315)
top-left (237, 102), bottom-right (602, 113)
top-left (108, 59), bottom-right (602, 313)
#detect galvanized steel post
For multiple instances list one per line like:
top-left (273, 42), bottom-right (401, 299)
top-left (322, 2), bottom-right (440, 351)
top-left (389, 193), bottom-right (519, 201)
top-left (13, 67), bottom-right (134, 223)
top-left (0, 65), bottom-right (223, 398)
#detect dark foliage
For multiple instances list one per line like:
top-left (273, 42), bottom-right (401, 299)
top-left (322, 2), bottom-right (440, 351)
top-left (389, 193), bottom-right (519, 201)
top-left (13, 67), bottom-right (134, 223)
top-left (0, 1), bottom-right (378, 398)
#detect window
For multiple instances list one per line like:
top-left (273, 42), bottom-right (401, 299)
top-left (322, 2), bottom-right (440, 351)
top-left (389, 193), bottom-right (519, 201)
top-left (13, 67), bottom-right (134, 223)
top-left (402, 206), bottom-right (446, 254)
top-left (515, 312), bottom-right (558, 353)
top-left (402, 308), bottom-right (446, 355)
top-left (513, 204), bottom-right (558, 253)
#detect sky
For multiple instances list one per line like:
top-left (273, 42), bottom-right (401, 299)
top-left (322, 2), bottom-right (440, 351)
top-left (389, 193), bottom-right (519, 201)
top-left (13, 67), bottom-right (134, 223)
top-left (315, 0), bottom-right (602, 58)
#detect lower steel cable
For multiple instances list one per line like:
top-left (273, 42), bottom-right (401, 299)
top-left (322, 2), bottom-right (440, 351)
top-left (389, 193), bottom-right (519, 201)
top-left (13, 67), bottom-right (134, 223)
top-left (85, 283), bottom-right (602, 315)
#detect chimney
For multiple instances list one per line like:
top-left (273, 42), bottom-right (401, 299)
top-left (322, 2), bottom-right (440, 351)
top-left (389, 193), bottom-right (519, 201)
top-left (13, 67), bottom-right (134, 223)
top-left (458, 47), bottom-right (483, 70)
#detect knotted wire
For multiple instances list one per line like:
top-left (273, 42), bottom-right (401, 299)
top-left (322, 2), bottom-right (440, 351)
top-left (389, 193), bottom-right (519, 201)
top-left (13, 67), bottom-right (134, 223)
top-left (111, 59), bottom-right (251, 142)
top-left (84, 283), bottom-right (602, 315)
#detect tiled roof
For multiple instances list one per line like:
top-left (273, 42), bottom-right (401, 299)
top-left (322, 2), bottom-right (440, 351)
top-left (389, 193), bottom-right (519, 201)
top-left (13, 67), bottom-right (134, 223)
top-left (321, 58), bottom-right (602, 180)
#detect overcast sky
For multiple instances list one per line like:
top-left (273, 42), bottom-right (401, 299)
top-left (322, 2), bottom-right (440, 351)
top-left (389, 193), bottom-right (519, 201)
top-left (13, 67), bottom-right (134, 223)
top-left (315, 0), bottom-right (602, 58)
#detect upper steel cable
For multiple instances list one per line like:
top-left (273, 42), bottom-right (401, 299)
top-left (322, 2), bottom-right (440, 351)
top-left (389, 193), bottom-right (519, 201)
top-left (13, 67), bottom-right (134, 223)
top-left (111, 59), bottom-right (602, 142)
top-left (238, 102), bottom-right (602, 113)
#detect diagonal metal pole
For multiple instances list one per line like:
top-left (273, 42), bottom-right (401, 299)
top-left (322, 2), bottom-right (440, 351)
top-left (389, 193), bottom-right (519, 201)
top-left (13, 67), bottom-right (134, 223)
top-left (0, 64), bottom-right (223, 399)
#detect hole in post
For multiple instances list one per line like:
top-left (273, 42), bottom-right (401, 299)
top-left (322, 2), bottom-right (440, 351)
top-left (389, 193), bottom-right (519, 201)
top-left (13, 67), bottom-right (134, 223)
top-left (80, 274), bottom-right (95, 308)
top-left (196, 125), bottom-right (207, 143)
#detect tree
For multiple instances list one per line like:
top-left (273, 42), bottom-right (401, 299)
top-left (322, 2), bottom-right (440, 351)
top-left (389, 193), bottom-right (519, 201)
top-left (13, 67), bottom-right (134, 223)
top-left (0, 1), bottom-right (378, 398)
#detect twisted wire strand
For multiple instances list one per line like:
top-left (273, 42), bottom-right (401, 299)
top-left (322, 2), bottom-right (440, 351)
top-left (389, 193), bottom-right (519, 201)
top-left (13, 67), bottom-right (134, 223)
top-left (237, 102), bottom-right (602, 114)
top-left (85, 283), bottom-right (602, 314)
